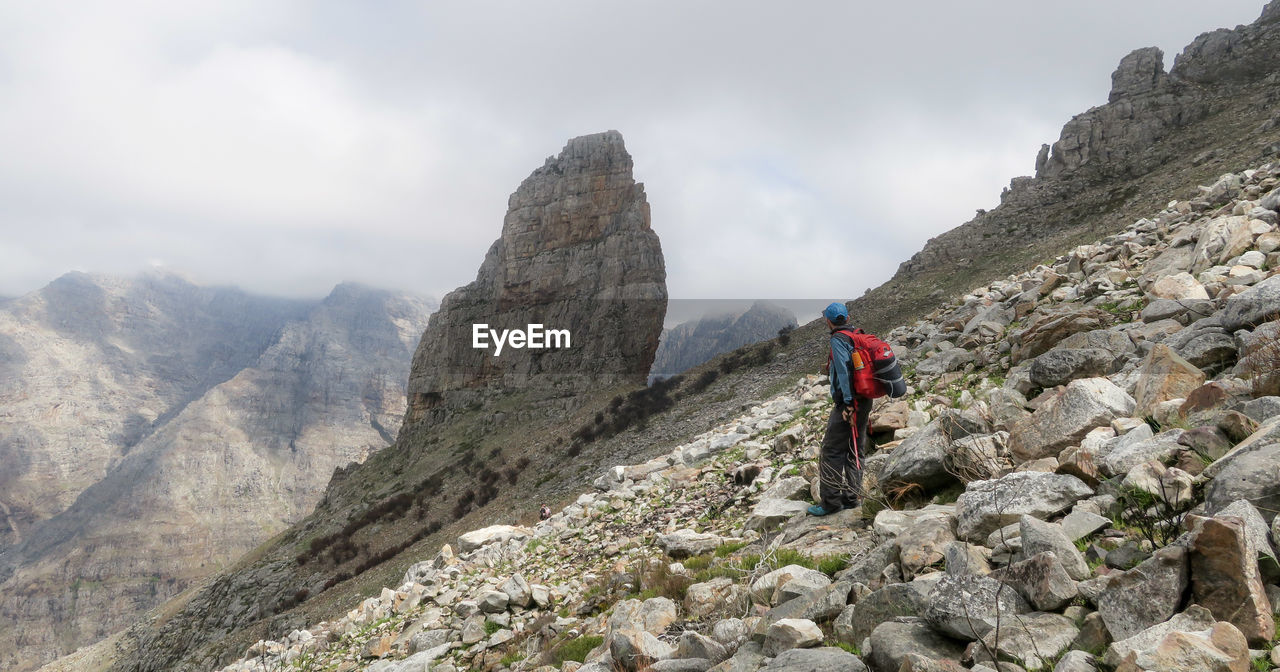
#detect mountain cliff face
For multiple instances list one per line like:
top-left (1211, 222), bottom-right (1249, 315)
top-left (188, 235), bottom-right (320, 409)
top-left (651, 302), bottom-right (797, 377)
top-left (406, 130), bottom-right (666, 427)
top-left (0, 274), bottom-right (432, 672)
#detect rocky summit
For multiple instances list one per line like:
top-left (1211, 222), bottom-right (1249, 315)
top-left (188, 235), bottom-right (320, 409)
top-left (405, 130), bottom-right (666, 428)
top-left (205, 154), bottom-right (1280, 672)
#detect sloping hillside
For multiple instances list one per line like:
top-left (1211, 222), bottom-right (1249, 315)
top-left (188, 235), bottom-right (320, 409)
top-left (206, 160), bottom-right (1280, 671)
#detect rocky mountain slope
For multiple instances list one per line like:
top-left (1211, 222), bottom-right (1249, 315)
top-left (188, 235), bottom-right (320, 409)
top-left (0, 275), bottom-right (433, 672)
top-left (62, 5), bottom-right (1280, 669)
top-left (852, 1), bottom-right (1280, 341)
top-left (209, 160), bottom-right (1280, 672)
top-left (652, 303), bottom-right (797, 378)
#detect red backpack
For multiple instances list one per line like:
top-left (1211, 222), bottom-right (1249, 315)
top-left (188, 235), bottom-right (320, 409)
top-left (831, 328), bottom-right (907, 399)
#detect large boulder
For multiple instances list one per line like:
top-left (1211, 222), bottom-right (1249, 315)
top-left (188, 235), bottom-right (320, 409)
top-left (945, 432), bottom-right (1012, 483)
top-left (610, 629), bottom-right (675, 671)
top-left (456, 525), bottom-right (532, 553)
top-left (610, 597), bottom-right (680, 635)
top-left (1019, 516), bottom-right (1091, 580)
top-left (686, 578), bottom-right (750, 620)
top-left (1097, 546), bottom-right (1189, 641)
top-left (657, 530), bottom-right (724, 559)
top-left (991, 552), bottom-right (1079, 611)
top-left (955, 472), bottom-right (1094, 542)
top-left (1029, 347), bottom-right (1120, 388)
top-left (1099, 429), bottom-right (1186, 478)
top-left (1188, 516), bottom-right (1275, 646)
top-left (924, 574), bottom-right (1031, 641)
top-left (1132, 344), bottom-right (1205, 419)
top-left (749, 565), bottom-right (830, 607)
top-left (1105, 606), bottom-right (1246, 671)
top-left (916, 348), bottom-right (976, 376)
top-left (1147, 272), bottom-right (1210, 301)
top-left (1113, 622), bottom-right (1250, 672)
top-left (763, 647), bottom-right (868, 672)
top-left (866, 620), bottom-right (966, 672)
top-left (972, 612), bottom-right (1079, 671)
top-left (881, 410), bottom-right (987, 492)
top-left (896, 516), bottom-right (956, 579)
top-left (746, 498), bottom-right (809, 532)
top-left (762, 619), bottom-right (823, 656)
top-left (834, 583), bottom-right (929, 646)
top-left (1011, 306), bottom-right (1113, 363)
top-left (1008, 378), bottom-right (1136, 462)
top-left (1190, 215), bottom-right (1253, 274)
top-left (1203, 440), bottom-right (1280, 523)
top-left (1220, 273), bottom-right (1280, 331)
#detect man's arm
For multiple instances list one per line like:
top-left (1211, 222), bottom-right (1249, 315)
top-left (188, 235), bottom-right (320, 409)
top-left (830, 334), bottom-right (855, 406)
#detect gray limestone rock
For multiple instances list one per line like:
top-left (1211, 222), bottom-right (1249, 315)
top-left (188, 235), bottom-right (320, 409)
top-left (924, 574), bottom-right (1032, 641)
top-left (992, 552), bottom-right (1080, 612)
top-left (1008, 378), bottom-right (1135, 463)
top-left (763, 647), bottom-right (868, 672)
top-left (956, 472), bottom-right (1094, 542)
top-left (1019, 516), bottom-right (1091, 580)
top-left (867, 619), bottom-right (966, 672)
top-left (1098, 546), bottom-right (1190, 641)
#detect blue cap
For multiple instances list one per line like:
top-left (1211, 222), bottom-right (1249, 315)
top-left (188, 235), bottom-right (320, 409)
top-left (823, 302), bottom-right (848, 322)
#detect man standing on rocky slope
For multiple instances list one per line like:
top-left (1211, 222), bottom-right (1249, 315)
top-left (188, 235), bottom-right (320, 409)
top-left (809, 301), bottom-right (873, 516)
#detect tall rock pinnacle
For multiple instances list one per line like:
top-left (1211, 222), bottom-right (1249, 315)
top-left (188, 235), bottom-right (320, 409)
top-left (405, 131), bottom-right (666, 426)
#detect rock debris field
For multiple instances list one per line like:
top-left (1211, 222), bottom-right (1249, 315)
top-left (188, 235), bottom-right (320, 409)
top-left (220, 164), bottom-right (1280, 671)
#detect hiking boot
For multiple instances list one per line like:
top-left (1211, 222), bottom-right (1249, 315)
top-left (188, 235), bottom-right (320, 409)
top-left (807, 504), bottom-right (842, 516)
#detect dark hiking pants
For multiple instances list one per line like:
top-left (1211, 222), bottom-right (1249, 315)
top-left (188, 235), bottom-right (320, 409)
top-left (819, 397), bottom-right (872, 511)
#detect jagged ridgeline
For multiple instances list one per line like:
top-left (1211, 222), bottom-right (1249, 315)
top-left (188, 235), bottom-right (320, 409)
top-left (65, 3), bottom-right (1280, 670)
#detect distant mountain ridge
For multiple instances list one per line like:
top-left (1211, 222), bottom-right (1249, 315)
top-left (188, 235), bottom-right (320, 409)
top-left (651, 301), bottom-right (796, 377)
top-left (0, 271), bottom-right (434, 672)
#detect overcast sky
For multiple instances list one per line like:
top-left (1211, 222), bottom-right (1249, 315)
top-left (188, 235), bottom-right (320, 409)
top-left (0, 1), bottom-right (1270, 304)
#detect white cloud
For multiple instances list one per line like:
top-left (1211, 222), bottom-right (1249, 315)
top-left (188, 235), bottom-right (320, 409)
top-left (0, 0), bottom-right (1270, 300)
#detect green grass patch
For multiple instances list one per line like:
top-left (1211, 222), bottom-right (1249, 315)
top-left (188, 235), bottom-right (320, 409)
top-left (553, 635), bottom-right (604, 664)
top-left (817, 555), bottom-right (849, 577)
top-left (694, 553), bottom-right (762, 583)
top-left (715, 540), bottom-right (750, 558)
top-left (682, 554), bottom-right (714, 571)
top-left (830, 640), bottom-right (860, 656)
top-left (484, 620), bottom-right (502, 636)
